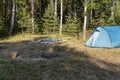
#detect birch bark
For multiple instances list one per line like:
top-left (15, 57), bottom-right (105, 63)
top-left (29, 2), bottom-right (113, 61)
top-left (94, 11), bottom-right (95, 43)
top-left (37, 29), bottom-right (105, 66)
top-left (31, 0), bottom-right (34, 34)
top-left (9, 0), bottom-right (15, 36)
top-left (59, 0), bottom-right (63, 35)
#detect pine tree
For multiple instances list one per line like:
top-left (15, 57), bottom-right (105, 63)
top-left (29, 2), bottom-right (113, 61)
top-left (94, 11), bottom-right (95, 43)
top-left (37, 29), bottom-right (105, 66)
top-left (42, 0), bottom-right (59, 34)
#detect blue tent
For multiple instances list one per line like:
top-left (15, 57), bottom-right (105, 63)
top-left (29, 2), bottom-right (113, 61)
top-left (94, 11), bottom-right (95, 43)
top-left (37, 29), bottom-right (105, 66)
top-left (85, 26), bottom-right (120, 48)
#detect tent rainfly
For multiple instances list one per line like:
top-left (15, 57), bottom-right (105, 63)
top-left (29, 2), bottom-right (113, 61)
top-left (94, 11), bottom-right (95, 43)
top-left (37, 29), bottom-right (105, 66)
top-left (85, 26), bottom-right (120, 48)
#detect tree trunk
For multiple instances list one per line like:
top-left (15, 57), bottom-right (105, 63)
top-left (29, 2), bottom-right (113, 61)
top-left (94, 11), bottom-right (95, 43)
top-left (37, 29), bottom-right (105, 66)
top-left (90, 0), bottom-right (93, 27)
top-left (59, 0), bottom-right (63, 35)
top-left (111, 0), bottom-right (115, 25)
top-left (53, 0), bottom-right (58, 33)
top-left (55, 0), bottom-right (58, 16)
top-left (9, 0), bottom-right (15, 36)
top-left (2, 0), bottom-right (7, 33)
top-left (39, 0), bottom-right (42, 17)
top-left (80, 0), bottom-right (90, 40)
top-left (31, 0), bottom-right (34, 34)
top-left (83, 6), bottom-right (87, 40)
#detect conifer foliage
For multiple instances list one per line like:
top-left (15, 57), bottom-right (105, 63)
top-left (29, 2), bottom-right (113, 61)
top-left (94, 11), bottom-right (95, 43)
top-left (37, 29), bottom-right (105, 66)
top-left (16, 0), bottom-right (32, 33)
top-left (64, 14), bottom-right (80, 35)
top-left (1, 0), bottom-right (120, 38)
top-left (42, 0), bottom-right (59, 34)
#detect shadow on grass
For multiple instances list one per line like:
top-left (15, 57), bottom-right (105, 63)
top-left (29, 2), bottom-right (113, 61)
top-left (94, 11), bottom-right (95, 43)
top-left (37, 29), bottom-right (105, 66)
top-left (0, 38), bottom-right (120, 80)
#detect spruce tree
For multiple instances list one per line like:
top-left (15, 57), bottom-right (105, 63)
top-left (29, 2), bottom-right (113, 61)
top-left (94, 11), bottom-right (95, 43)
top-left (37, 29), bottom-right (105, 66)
top-left (114, 0), bottom-right (120, 25)
top-left (16, 0), bottom-right (33, 33)
top-left (42, 0), bottom-right (59, 34)
top-left (64, 14), bottom-right (80, 36)
top-left (0, 1), bottom-right (2, 31)
top-left (0, 18), bottom-right (3, 35)
top-left (17, 7), bottom-right (32, 33)
top-left (0, 18), bottom-right (2, 30)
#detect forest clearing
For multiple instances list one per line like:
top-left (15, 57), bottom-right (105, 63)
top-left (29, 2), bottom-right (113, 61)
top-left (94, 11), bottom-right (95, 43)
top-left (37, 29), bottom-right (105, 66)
top-left (0, 34), bottom-right (120, 80)
top-left (0, 0), bottom-right (120, 80)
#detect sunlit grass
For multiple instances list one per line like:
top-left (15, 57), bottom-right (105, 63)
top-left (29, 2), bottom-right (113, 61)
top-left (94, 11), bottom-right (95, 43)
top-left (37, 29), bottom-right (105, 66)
top-left (0, 33), bottom-right (41, 43)
top-left (0, 33), bottom-right (120, 80)
top-left (0, 33), bottom-right (84, 43)
top-left (0, 33), bottom-right (120, 64)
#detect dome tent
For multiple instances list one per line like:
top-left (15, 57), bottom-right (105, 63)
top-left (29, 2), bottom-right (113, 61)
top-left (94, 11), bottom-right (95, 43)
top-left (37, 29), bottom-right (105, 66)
top-left (85, 26), bottom-right (120, 48)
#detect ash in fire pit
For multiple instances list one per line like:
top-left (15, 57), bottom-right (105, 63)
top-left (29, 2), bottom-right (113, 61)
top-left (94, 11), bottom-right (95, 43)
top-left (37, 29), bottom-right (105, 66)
top-left (28, 38), bottom-right (67, 45)
top-left (41, 53), bottom-right (62, 59)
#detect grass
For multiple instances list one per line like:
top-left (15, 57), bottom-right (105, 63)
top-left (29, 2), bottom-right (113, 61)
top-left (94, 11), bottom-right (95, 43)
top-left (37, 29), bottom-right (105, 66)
top-left (0, 33), bottom-right (41, 43)
top-left (0, 33), bottom-right (120, 80)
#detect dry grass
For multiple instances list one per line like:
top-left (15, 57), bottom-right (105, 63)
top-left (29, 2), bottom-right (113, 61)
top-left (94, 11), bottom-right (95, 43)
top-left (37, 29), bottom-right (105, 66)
top-left (0, 34), bottom-right (120, 80)
top-left (0, 33), bottom-right (41, 43)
